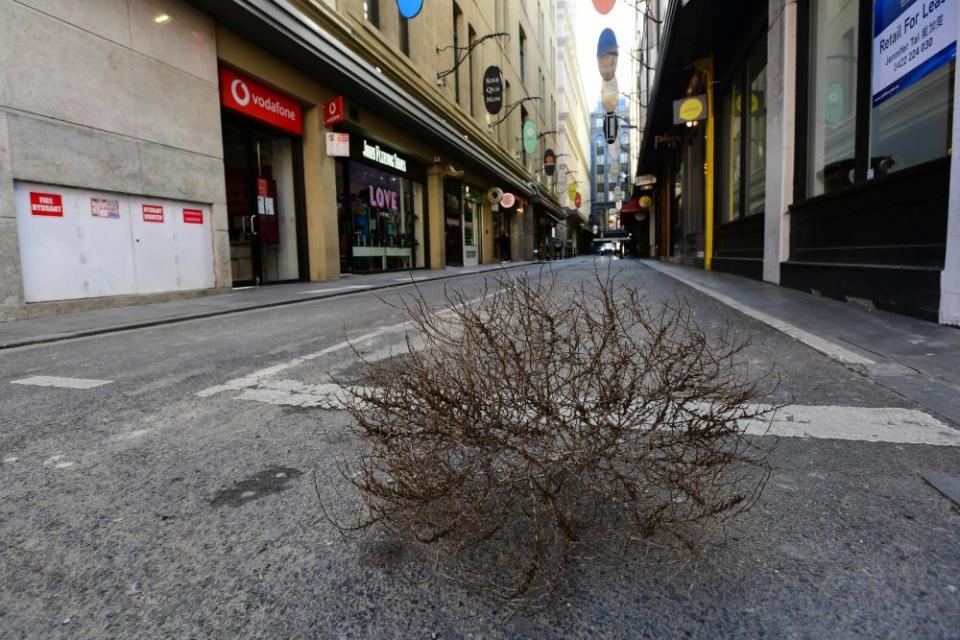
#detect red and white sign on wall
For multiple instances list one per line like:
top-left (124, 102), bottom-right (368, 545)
top-left (183, 209), bottom-right (204, 224)
top-left (30, 192), bottom-right (63, 217)
top-left (324, 96), bottom-right (345, 126)
top-left (142, 204), bottom-right (164, 223)
top-left (219, 67), bottom-right (303, 136)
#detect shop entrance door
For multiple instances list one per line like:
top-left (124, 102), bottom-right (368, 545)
top-left (443, 179), bottom-right (464, 266)
top-left (222, 119), bottom-right (303, 286)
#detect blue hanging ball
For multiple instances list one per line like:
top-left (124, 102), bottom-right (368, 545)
top-left (397, 0), bottom-right (424, 19)
top-left (596, 28), bottom-right (618, 58)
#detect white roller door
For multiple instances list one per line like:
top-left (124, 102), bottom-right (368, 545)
top-left (15, 182), bottom-right (214, 303)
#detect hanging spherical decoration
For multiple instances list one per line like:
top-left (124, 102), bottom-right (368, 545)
top-left (592, 0), bottom-right (616, 15)
top-left (601, 76), bottom-right (619, 114)
top-left (596, 28), bottom-right (619, 81)
top-left (397, 0), bottom-right (424, 19)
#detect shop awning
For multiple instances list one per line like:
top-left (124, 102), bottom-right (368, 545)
top-left (637, 0), bottom-right (765, 174)
top-left (186, 0), bottom-right (536, 199)
top-left (537, 197), bottom-right (566, 223)
top-left (619, 197), bottom-right (642, 214)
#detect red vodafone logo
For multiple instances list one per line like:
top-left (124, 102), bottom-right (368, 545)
top-left (324, 96), bottom-right (345, 126)
top-left (230, 78), bottom-right (251, 107)
top-left (219, 67), bottom-right (303, 135)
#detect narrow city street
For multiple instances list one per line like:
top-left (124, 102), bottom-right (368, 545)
top-left (2, 258), bottom-right (958, 639)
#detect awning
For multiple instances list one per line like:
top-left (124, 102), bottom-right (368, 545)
top-left (186, 0), bottom-right (535, 198)
top-left (537, 198), bottom-right (566, 223)
top-left (619, 197), bottom-right (642, 214)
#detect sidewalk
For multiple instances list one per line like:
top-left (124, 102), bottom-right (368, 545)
top-left (643, 260), bottom-right (960, 427)
top-left (0, 262), bottom-right (534, 350)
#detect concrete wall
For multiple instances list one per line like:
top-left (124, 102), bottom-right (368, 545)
top-left (763, 0), bottom-right (797, 284)
top-left (0, 0), bottom-right (228, 320)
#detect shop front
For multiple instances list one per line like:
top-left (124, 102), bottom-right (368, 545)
top-left (784, 0), bottom-right (956, 320)
top-left (335, 137), bottom-right (426, 273)
top-left (442, 180), bottom-right (484, 267)
top-left (219, 66), bottom-right (307, 286)
top-left (492, 206), bottom-right (515, 262)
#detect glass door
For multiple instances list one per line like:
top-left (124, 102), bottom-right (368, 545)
top-left (222, 119), bottom-right (301, 286)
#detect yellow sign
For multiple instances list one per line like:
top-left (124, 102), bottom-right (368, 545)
top-left (673, 95), bottom-right (707, 125)
top-left (678, 98), bottom-right (704, 121)
top-left (638, 195), bottom-right (652, 209)
top-left (567, 182), bottom-right (578, 201)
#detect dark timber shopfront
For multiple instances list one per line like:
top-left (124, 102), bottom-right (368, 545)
top-left (638, 0), bottom-right (959, 323)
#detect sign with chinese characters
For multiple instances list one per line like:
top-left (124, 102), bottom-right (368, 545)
top-left (872, 0), bottom-right (956, 106)
top-left (219, 67), bottom-right (303, 135)
top-left (483, 66), bottom-right (504, 115)
top-left (30, 192), bottom-right (63, 217)
top-left (326, 132), bottom-right (350, 157)
top-left (183, 209), bottom-right (204, 224)
top-left (574, 192), bottom-right (582, 208)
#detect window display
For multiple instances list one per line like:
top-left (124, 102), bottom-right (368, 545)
top-left (342, 162), bottom-right (419, 272)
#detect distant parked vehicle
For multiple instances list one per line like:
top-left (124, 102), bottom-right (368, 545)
top-left (599, 243), bottom-right (616, 256)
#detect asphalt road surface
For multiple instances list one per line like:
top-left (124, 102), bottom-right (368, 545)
top-left (1, 258), bottom-right (958, 639)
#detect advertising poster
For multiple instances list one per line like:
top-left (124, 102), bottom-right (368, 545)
top-left (872, 0), bottom-right (956, 106)
top-left (90, 197), bottom-right (120, 219)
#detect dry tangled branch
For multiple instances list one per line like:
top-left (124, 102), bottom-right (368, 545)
top-left (334, 268), bottom-right (776, 606)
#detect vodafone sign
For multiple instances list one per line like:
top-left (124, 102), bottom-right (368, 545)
top-left (219, 67), bottom-right (303, 135)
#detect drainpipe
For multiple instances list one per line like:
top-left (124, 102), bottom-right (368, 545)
top-left (695, 56), bottom-right (715, 271)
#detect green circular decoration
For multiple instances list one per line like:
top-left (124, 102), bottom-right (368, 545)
top-left (523, 120), bottom-right (538, 155)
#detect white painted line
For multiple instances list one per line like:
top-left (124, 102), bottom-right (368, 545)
top-left (227, 379), bottom-right (960, 448)
top-left (743, 404), bottom-right (960, 447)
top-left (197, 288), bottom-right (501, 399)
top-left (11, 375), bottom-right (113, 389)
top-left (643, 262), bottom-right (875, 365)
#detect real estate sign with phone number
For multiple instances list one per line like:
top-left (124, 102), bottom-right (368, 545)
top-left (872, 0), bottom-right (956, 106)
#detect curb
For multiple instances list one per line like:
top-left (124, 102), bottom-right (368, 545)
top-left (0, 262), bottom-right (540, 350)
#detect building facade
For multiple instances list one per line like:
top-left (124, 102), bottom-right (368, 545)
top-left (636, 0), bottom-right (960, 325)
top-left (0, 0), bottom-right (567, 322)
top-left (555, 0), bottom-right (592, 255)
top-left (590, 99), bottom-right (632, 233)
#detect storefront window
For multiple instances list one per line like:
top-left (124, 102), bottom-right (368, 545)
top-left (869, 46), bottom-right (954, 176)
top-left (723, 82), bottom-right (742, 222)
top-left (339, 161), bottom-right (419, 272)
top-left (807, 0), bottom-right (859, 196)
top-left (747, 43), bottom-right (767, 215)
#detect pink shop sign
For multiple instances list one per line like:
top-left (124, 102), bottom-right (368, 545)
top-left (369, 186), bottom-right (399, 211)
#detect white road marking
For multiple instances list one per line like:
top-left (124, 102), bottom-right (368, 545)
top-left (43, 454), bottom-right (76, 468)
top-left (3, 457), bottom-right (18, 463)
top-left (197, 288), bottom-right (499, 400)
top-left (743, 405), bottom-right (959, 447)
top-left (196, 321), bottom-right (412, 398)
top-left (642, 262), bottom-right (875, 366)
top-left (11, 376), bottom-right (112, 389)
top-left (227, 380), bottom-right (960, 448)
